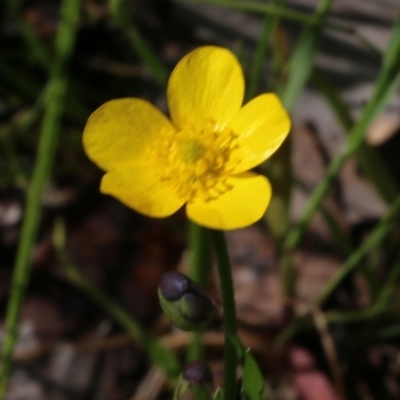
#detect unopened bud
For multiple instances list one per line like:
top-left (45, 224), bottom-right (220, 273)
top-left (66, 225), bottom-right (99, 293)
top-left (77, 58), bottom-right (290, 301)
top-left (175, 361), bottom-right (214, 400)
top-left (158, 271), bottom-right (214, 331)
top-left (183, 361), bottom-right (213, 385)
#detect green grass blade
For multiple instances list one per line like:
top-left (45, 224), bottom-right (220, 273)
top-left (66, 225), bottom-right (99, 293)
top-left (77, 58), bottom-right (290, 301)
top-left (284, 11), bottom-right (400, 252)
top-left (279, 0), bottom-right (333, 109)
top-left (184, 0), bottom-right (318, 25)
top-left (0, 0), bottom-right (82, 396)
top-left (185, 0), bottom-right (385, 56)
top-left (109, 0), bottom-right (168, 88)
top-left (246, 0), bottom-right (287, 101)
top-left (276, 0), bottom-right (332, 296)
top-left (318, 194), bottom-right (400, 303)
top-left (313, 70), bottom-right (399, 203)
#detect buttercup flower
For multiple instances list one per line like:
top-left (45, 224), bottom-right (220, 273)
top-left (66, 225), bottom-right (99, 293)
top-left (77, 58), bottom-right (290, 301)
top-left (83, 46), bottom-right (290, 230)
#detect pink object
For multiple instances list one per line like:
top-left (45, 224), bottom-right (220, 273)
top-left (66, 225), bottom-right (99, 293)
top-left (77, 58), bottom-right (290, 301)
top-left (288, 346), bottom-right (340, 400)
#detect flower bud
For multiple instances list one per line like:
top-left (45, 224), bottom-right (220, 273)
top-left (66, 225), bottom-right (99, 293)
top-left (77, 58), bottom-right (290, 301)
top-left (183, 361), bottom-right (213, 385)
top-left (174, 361), bottom-right (214, 400)
top-left (158, 271), bottom-right (214, 331)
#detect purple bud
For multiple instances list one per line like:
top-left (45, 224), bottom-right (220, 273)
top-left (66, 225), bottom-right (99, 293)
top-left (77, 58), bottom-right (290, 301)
top-left (159, 271), bottom-right (190, 301)
top-left (183, 361), bottom-right (213, 385)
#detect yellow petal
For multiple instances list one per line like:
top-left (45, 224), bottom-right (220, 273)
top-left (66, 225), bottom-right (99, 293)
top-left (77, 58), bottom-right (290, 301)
top-left (101, 162), bottom-right (185, 218)
top-left (230, 94), bottom-right (291, 173)
top-left (186, 173), bottom-right (271, 230)
top-left (167, 46), bottom-right (245, 129)
top-left (83, 98), bottom-right (176, 171)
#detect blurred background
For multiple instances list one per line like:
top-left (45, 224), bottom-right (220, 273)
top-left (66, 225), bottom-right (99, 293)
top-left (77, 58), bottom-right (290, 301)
top-left (1, 0), bottom-right (400, 399)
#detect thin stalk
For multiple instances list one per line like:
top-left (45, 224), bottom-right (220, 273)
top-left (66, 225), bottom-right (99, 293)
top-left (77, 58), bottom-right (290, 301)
top-left (210, 230), bottom-right (237, 400)
top-left (278, 0), bottom-right (333, 297)
top-left (295, 179), bottom-right (353, 256)
top-left (188, 223), bottom-right (211, 286)
top-left (246, 0), bottom-right (287, 102)
top-left (5, 2), bottom-right (93, 120)
top-left (280, 0), bottom-right (334, 109)
top-left (0, 0), bottom-right (82, 397)
top-left (186, 223), bottom-right (211, 362)
top-left (275, 257), bottom-right (400, 346)
top-left (318, 194), bottom-right (400, 303)
top-left (185, 0), bottom-right (384, 56)
top-left (109, 0), bottom-right (168, 88)
top-left (185, 0), bottom-right (321, 26)
top-left (313, 70), bottom-right (399, 203)
top-left (246, 0), bottom-right (290, 242)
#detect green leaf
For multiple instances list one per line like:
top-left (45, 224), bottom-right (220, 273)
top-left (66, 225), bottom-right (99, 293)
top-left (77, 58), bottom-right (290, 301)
top-left (279, 0), bottom-right (333, 110)
top-left (213, 387), bottom-right (224, 400)
top-left (228, 335), bottom-right (266, 400)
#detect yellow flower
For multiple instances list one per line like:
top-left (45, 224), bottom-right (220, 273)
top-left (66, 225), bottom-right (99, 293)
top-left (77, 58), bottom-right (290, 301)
top-left (83, 46), bottom-right (290, 230)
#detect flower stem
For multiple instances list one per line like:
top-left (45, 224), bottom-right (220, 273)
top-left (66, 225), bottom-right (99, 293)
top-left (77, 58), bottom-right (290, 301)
top-left (187, 223), bottom-right (211, 362)
top-left (210, 230), bottom-right (237, 400)
top-left (188, 223), bottom-right (211, 286)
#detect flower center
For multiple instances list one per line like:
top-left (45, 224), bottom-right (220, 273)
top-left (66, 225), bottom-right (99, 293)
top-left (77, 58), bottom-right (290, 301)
top-left (159, 119), bottom-right (239, 202)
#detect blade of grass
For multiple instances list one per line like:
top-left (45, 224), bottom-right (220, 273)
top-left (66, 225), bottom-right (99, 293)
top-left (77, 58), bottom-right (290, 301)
top-left (185, 0), bottom-right (385, 57)
top-left (246, 0), bottom-right (287, 102)
top-left (313, 70), bottom-right (399, 203)
top-left (184, 0), bottom-right (320, 25)
top-left (321, 254), bottom-right (400, 323)
top-left (0, 91), bottom-right (46, 188)
top-left (245, 0), bottom-right (289, 240)
top-left (277, 8), bottom-right (400, 330)
top-left (52, 219), bottom-right (181, 381)
top-left (4, 2), bottom-right (94, 121)
top-left (318, 194), bottom-right (400, 303)
top-left (284, 11), bottom-right (400, 253)
top-left (275, 254), bottom-right (400, 346)
top-left (0, 0), bottom-right (82, 396)
top-left (295, 179), bottom-right (354, 256)
top-left (0, 61), bottom-right (88, 122)
top-left (279, 0), bottom-right (333, 109)
top-left (109, 0), bottom-right (168, 88)
top-left (276, 0), bottom-right (333, 296)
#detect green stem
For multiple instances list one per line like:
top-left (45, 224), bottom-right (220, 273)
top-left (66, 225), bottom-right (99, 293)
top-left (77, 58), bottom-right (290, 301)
top-left (0, 0), bottom-right (82, 397)
top-left (210, 230), bottom-right (237, 400)
top-left (188, 223), bottom-right (211, 286)
top-left (187, 223), bottom-right (211, 362)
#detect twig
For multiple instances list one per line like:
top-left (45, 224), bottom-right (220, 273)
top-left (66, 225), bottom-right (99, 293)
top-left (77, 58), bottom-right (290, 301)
top-left (312, 307), bottom-right (347, 400)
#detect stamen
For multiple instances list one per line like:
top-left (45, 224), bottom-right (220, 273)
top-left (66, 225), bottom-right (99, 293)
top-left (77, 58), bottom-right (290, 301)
top-left (156, 119), bottom-right (239, 202)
